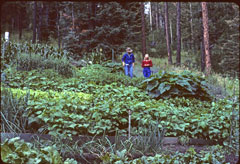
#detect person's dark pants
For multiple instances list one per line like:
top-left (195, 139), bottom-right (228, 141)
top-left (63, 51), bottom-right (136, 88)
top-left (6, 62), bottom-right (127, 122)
top-left (143, 67), bottom-right (151, 78)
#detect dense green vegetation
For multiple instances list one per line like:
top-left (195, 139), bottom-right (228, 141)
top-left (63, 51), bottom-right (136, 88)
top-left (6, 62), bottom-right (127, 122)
top-left (1, 136), bottom-right (231, 164)
top-left (1, 44), bottom-right (239, 162)
top-left (1, 2), bottom-right (239, 163)
top-left (138, 70), bottom-right (212, 101)
top-left (1, 137), bottom-right (77, 164)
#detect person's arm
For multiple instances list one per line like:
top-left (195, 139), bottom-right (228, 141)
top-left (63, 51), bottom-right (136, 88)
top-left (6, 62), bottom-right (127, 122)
top-left (122, 54), bottom-right (126, 66)
top-left (132, 54), bottom-right (135, 67)
top-left (141, 60), bottom-right (144, 68)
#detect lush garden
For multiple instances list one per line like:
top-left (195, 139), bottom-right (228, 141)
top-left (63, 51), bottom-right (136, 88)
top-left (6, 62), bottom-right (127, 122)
top-left (1, 40), bottom-right (239, 163)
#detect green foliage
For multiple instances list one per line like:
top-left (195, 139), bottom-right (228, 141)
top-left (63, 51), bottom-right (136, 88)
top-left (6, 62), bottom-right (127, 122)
top-left (76, 64), bottom-right (142, 86)
top-left (101, 61), bottom-right (124, 73)
top-left (3, 87), bottom-right (92, 136)
top-left (133, 122), bottom-right (165, 154)
top-left (1, 39), bottom-right (74, 77)
top-left (3, 85), bottom-right (238, 141)
top-left (1, 137), bottom-right (77, 164)
top-left (62, 2), bottom-right (141, 60)
top-left (208, 3), bottom-right (239, 76)
top-left (138, 70), bottom-right (212, 101)
top-left (3, 67), bottom-right (64, 90)
top-left (178, 135), bottom-right (190, 146)
top-left (2, 64), bottom-right (239, 145)
top-left (1, 39), bottom-right (71, 64)
top-left (100, 145), bottom-right (227, 164)
top-left (16, 53), bottom-right (74, 77)
top-left (0, 87), bottom-right (29, 133)
top-left (3, 64), bottom-right (139, 94)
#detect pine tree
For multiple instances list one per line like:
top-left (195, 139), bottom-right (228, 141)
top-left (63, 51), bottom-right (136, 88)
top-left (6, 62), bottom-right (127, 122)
top-left (164, 2), bottom-right (172, 65)
top-left (32, 1), bottom-right (37, 43)
top-left (176, 2), bottom-right (181, 66)
top-left (61, 2), bottom-right (142, 60)
top-left (201, 2), bottom-right (211, 75)
top-left (141, 2), bottom-right (146, 58)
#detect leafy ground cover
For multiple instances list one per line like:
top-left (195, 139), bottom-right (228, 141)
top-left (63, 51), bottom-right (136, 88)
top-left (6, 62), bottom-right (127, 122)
top-left (1, 136), bottom-right (237, 164)
top-left (1, 66), bottom-right (239, 142)
top-left (1, 137), bottom-right (77, 164)
top-left (1, 51), bottom-right (239, 163)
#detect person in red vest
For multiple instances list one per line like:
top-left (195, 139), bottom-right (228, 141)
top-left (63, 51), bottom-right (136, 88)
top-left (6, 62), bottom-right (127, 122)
top-left (141, 54), bottom-right (153, 78)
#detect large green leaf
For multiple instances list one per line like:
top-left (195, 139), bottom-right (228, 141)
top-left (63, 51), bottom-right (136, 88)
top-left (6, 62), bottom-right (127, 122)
top-left (158, 83), bottom-right (171, 94)
top-left (147, 80), bottom-right (159, 91)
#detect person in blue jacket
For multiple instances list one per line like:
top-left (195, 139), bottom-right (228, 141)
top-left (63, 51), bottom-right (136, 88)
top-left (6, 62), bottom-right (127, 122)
top-left (122, 47), bottom-right (135, 78)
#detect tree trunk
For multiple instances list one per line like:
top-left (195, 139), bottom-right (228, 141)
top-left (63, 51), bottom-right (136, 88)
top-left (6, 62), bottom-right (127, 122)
top-left (159, 3), bottom-right (163, 28)
top-left (200, 16), bottom-right (205, 72)
top-left (32, 2), bottom-right (37, 43)
top-left (18, 7), bottom-right (22, 40)
top-left (46, 3), bottom-right (49, 27)
top-left (201, 2), bottom-right (211, 75)
top-left (160, 3), bottom-right (166, 36)
top-left (141, 2), bottom-right (146, 58)
top-left (151, 2), bottom-right (155, 30)
top-left (91, 2), bottom-right (96, 29)
top-left (37, 3), bottom-right (43, 42)
top-left (149, 2), bottom-right (152, 31)
top-left (169, 19), bottom-right (172, 45)
top-left (156, 3), bottom-right (160, 30)
top-left (89, 2), bottom-right (96, 31)
top-left (189, 3), bottom-right (194, 52)
top-left (201, 39), bottom-right (205, 72)
top-left (72, 2), bottom-right (75, 31)
top-left (164, 2), bottom-right (172, 65)
top-left (176, 2), bottom-right (181, 66)
top-left (45, 3), bottom-right (49, 39)
top-left (150, 2), bottom-right (154, 41)
top-left (11, 17), bottom-right (14, 34)
top-left (155, 4), bottom-right (159, 30)
top-left (57, 5), bottom-right (61, 49)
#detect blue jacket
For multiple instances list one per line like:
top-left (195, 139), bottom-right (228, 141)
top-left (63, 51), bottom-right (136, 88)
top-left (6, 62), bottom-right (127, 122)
top-left (122, 53), bottom-right (135, 65)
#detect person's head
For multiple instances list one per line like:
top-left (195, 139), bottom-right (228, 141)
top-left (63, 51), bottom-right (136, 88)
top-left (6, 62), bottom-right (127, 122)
top-left (126, 47), bottom-right (133, 54)
top-left (144, 54), bottom-right (149, 60)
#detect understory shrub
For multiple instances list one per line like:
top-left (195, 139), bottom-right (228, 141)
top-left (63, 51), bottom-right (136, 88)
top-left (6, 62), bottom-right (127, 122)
top-left (101, 61), bottom-right (124, 73)
top-left (16, 53), bottom-right (74, 77)
top-left (138, 70), bottom-right (212, 101)
top-left (75, 64), bottom-right (143, 86)
top-left (1, 38), bottom-right (71, 62)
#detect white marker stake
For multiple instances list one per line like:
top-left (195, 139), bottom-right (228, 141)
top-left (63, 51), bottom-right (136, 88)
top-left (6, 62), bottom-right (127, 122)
top-left (128, 110), bottom-right (131, 140)
top-left (5, 32), bottom-right (9, 42)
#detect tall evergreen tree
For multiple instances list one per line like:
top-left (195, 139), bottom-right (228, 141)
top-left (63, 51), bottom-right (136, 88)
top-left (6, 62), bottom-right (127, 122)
top-left (32, 2), bottom-right (37, 43)
top-left (141, 2), bottom-right (146, 58)
top-left (164, 2), bottom-right (172, 65)
top-left (61, 2), bottom-right (142, 60)
top-left (201, 2), bottom-right (211, 75)
top-left (176, 2), bottom-right (181, 66)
